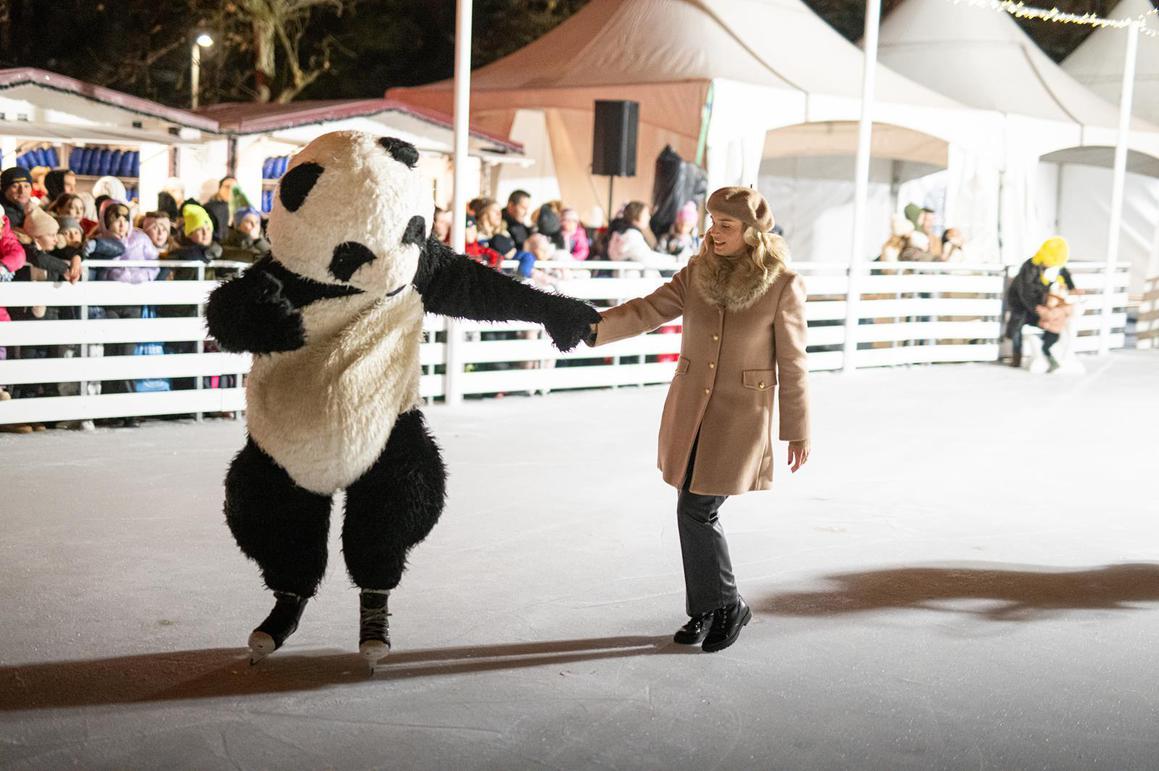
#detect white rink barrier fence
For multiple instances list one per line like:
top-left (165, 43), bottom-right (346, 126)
top-left (0, 259), bottom-right (1131, 425)
top-left (1140, 276), bottom-right (1159, 350)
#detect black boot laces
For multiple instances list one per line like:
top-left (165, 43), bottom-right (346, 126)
top-left (360, 594), bottom-right (391, 642)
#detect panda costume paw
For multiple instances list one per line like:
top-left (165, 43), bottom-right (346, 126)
top-left (206, 265), bottom-right (305, 353)
top-left (206, 130), bottom-right (599, 661)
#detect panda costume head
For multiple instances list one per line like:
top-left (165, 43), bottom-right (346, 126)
top-left (268, 131), bottom-right (429, 299)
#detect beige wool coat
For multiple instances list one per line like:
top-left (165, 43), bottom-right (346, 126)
top-left (593, 258), bottom-right (810, 496)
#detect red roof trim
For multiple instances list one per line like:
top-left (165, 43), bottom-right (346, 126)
top-left (0, 67), bottom-right (220, 132)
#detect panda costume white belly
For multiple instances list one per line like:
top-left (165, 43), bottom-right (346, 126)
top-left (245, 290), bottom-right (425, 495)
top-left (205, 129), bottom-right (601, 664)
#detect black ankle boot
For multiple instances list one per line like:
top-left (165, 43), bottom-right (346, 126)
top-left (359, 590), bottom-right (391, 668)
top-left (673, 612), bottom-right (714, 645)
top-left (248, 591), bottom-right (307, 662)
top-left (702, 598), bottom-right (752, 653)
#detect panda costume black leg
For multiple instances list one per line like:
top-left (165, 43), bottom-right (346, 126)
top-left (206, 131), bottom-right (600, 667)
top-left (342, 408), bottom-right (446, 661)
top-left (224, 438), bottom-right (332, 661)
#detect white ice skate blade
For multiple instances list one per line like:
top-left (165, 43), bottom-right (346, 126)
top-left (248, 631), bottom-right (277, 664)
top-left (360, 640), bottom-right (390, 673)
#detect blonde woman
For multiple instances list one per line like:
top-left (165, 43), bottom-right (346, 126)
top-left (586, 187), bottom-right (811, 653)
top-left (474, 198), bottom-right (511, 253)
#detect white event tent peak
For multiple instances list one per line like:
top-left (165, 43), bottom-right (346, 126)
top-left (390, 0), bottom-right (1006, 261)
top-left (878, 0), bottom-right (1152, 130)
top-left (878, 0), bottom-right (1159, 273)
top-left (1064, 0), bottom-right (1159, 126)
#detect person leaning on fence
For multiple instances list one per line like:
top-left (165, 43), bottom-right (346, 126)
top-left (503, 189), bottom-right (534, 251)
top-left (168, 203), bottom-right (223, 266)
top-left (584, 186), bottom-right (811, 653)
top-left (535, 200), bottom-right (565, 249)
top-left (559, 208), bottom-right (590, 261)
top-left (221, 206), bottom-right (271, 265)
top-left (462, 214), bottom-right (504, 269)
top-left (656, 201), bottom-right (702, 262)
top-left (2, 167), bottom-right (34, 230)
top-left (1, 214), bottom-right (29, 420)
top-left (204, 176), bottom-right (237, 243)
top-left (5, 210), bottom-right (80, 418)
top-left (1005, 236), bottom-right (1078, 373)
top-left (89, 199), bottom-right (159, 425)
top-left (607, 201), bottom-right (681, 277)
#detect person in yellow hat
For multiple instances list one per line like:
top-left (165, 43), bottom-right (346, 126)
top-left (1004, 236), bottom-right (1077, 371)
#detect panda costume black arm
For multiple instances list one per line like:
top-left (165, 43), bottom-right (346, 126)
top-left (206, 255), bottom-right (361, 353)
top-left (413, 236), bottom-right (600, 351)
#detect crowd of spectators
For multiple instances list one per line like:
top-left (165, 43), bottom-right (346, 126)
top-left (2, 167), bottom-right (707, 428)
top-left (1, 165), bottom-right (270, 433)
top-left (436, 189), bottom-right (702, 285)
top-left (878, 202), bottom-right (968, 263)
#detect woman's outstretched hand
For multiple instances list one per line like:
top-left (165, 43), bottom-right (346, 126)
top-left (788, 440), bottom-right (810, 473)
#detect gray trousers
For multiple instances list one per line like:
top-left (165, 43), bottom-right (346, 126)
top-left (677, 445), bottom-right (738, 616)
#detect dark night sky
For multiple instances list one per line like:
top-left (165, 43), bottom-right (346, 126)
top-left (0, 0), bottom-right (1150, 108)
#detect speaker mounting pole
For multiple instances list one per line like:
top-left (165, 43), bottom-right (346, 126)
top-left (607, 175), bottom-right (614, 226)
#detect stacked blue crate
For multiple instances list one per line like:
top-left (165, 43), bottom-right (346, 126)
top-left (261, 155), bottom-right (292, 213)
top-left (62, 148), bottom-right (140, 177)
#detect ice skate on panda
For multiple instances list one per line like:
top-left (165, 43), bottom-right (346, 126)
top-left (247, 591), bottom-right (308, 664)
top-left (207, 131), bottom-right (600, 664)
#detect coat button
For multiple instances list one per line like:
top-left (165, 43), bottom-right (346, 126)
top-left (708, 362), bottom-right (715, 369)
top-left (704, 388), bottom-right (710, 395)
top-left (712, 334), bottom-right (720, 341)
top-left (758, 382), bottom-right (766, 389)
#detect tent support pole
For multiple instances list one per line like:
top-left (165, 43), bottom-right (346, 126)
top-left (843, 0), bottom-right (881, 373)
top-left (446, 0), bottom-right (474, 406)
top-left (1100, 20), bottom-right (1139, 356)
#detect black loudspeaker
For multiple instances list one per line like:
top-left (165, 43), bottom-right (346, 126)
top-left (592, 100), bottom-right (639, 177)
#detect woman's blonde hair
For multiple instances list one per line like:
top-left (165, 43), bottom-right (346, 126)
top-left (697, 224), bottom-right (789, 278)
top-left (474, 198), bottom-right (507, 238)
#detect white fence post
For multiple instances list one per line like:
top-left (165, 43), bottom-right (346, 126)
top-left (843, 0), bottom-right (882, 373)
top-left (1101, 21), bottom-right (1139, 355)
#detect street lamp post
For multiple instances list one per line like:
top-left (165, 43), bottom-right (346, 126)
top-left (190, 33), bottom-right (214, 110)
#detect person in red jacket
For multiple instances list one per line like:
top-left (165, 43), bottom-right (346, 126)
top-left (0, 214), bottom-right (28, 322)
top-left (1, 214), bottom-right (30, 417)
top-left (462, 214), bottom-right (504, 270)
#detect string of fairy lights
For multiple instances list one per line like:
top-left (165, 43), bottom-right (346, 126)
top-left (950, 0), bottom-right (1159, 37)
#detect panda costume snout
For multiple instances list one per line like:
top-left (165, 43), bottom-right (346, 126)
top-left (206, 130), bottom-right (602, 664)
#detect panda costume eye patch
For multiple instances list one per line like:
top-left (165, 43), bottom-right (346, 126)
top-left (329, 242), bottom-right (378, 282)
top-left (279, 162), bottom-right (325, 212)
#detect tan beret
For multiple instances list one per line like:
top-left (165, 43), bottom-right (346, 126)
top-left (706, 186), bottom-right (774, 232)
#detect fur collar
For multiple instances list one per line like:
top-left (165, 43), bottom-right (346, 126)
top-left (692, 245), bottom-right (786, 311)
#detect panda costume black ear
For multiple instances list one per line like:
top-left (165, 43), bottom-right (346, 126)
top-left (279, 162), bottom-right (325, 212)
top-left (379, 137), bottom-right (419, 169)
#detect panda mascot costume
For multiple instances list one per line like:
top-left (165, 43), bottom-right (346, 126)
top-left (206, 131), bottom-right (599, 668)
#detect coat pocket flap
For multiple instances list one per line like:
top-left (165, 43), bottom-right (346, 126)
top-left (742, 368), bottom-right (776, 390)
top-left (675, 356), bottom-right (691, 376)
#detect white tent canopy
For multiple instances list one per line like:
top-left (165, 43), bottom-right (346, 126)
top-left (390, 0), bottom-right (1004, 262)
top-left (1061, 0), bottom-right (1159, 288)
top-left (1063, 0), bottom-right (1159, 125)
top-left (878, 0), bottom-right (1159, 281)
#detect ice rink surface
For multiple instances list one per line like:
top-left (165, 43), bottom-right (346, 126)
top-left (2, 353), bottom-right (1158, 770)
